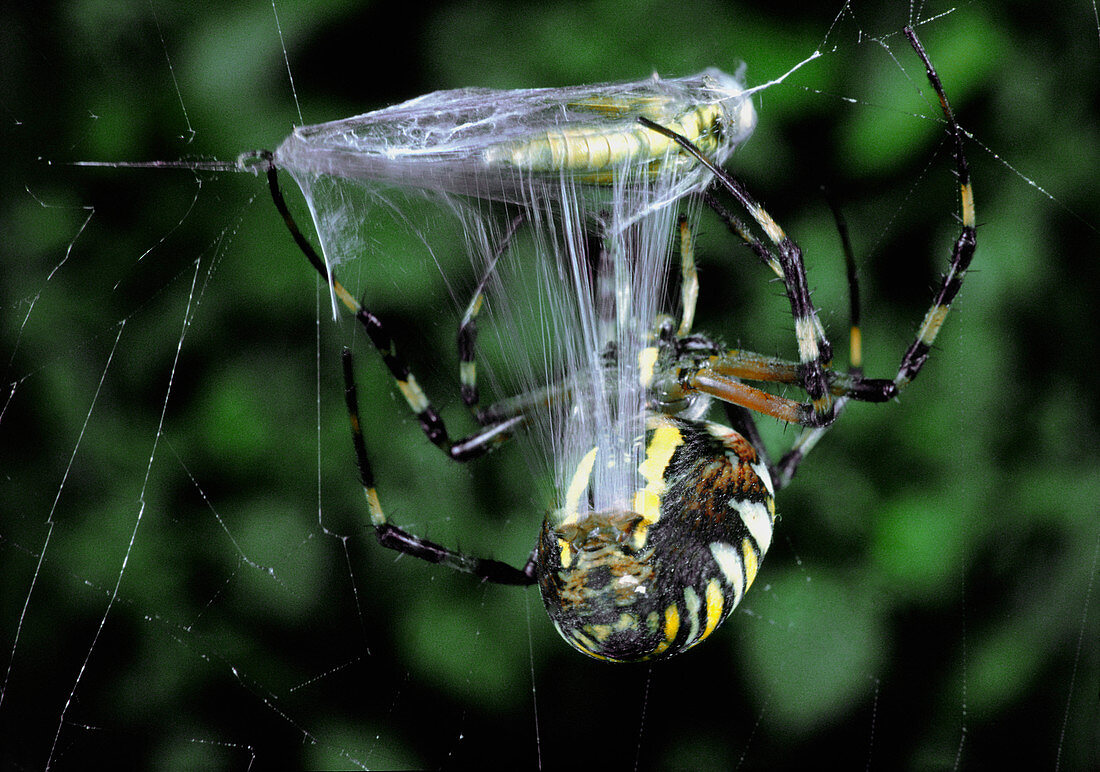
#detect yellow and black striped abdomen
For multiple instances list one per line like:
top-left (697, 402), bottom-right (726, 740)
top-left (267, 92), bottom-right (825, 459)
top-left (536, 415), bottom-right (775, 662)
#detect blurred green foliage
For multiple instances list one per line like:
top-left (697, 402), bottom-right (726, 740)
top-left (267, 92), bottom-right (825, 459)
top-left (2, 0), bottom-right (1098, 769)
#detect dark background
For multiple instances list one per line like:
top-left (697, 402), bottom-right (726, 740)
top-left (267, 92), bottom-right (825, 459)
top-left (2, 0), bottom-right (1098, 769)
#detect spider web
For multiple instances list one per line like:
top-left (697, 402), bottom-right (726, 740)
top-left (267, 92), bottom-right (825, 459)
top-left (2, 1), bottom-right (1099, 769)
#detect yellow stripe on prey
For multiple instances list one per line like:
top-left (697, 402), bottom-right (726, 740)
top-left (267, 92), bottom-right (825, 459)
top-left (487, 102), bottom-right (724, 180)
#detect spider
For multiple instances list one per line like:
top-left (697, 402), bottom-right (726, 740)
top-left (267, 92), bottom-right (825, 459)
top-left (260, 28), bottom-right (974, 662)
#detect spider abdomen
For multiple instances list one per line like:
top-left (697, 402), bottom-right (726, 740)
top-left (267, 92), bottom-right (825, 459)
top-left (537, 415), bottom-right (775, 661)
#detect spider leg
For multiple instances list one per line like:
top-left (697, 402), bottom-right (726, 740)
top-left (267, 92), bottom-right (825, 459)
top-left (691, 165), bottom-right (923, 487)
top-left (705, 350), bottom-right (893, 402)
top-left (663, 196), bottom-right (886, 429)
top-left (342, 349), bottom-right (538, 584)
top-left (702, 189), bottom-right (784, 281)
top-left (457, 212), bottom-right (526, 414)
top-left (675, 214), bottom-right (700, 336)
top-left (743, 27), bottom-right (976, 409)
top-left (262, 157), bottom-right (524, 462)
top-left (658, 207), bottom-right (872, 428)
top-left (643, 26), bottom-right (973, 437)
top-left (892, 27), bottom-right (977, 392)
top-left (679, 346), bottom-right (888, 429)
top-left (683, 224), bottom-right (866, 488)
top-left (642, 118), bottom-right (836, 428)
top-left (773, 192), bottom-right (864, 488)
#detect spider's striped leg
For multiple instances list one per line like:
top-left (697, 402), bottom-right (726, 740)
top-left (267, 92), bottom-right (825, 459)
top-left (703, 186), bottom-right (845, 365)
top-left (704, 350), bottom-right (893, 402)
top-left (745, 27), bottom-right (976, 408)
top-left (457, 212), bottom-right (526, 416)
top-left (734, 25), bottom-right (976, 411)
top-left (691, 355), bottom-right (869, 487)
top-left (703, 189), bottom-right (784, 280)
top-left (458, 217), bottom-right (602, 432)
top-left (263, 157), bottom-right (521, 462)
top-left (890, 26), bottom-right (976, 392)
top-left (675, 214), bottom-right (700, 336)
top-left (683, 194), bottom-right (883, 483)
top-left (738, 27), bottom-right (977, 411)
top-left (342, 349), bottom-right (538, 585)
top-left (640, 118), bottom-right (837, 428)
top-left (696, 198), bottom-right (886, 488)
top-left (470, 380), bottom-right (573, 431)
top-left (773, 193), bottom-right (864, 489)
